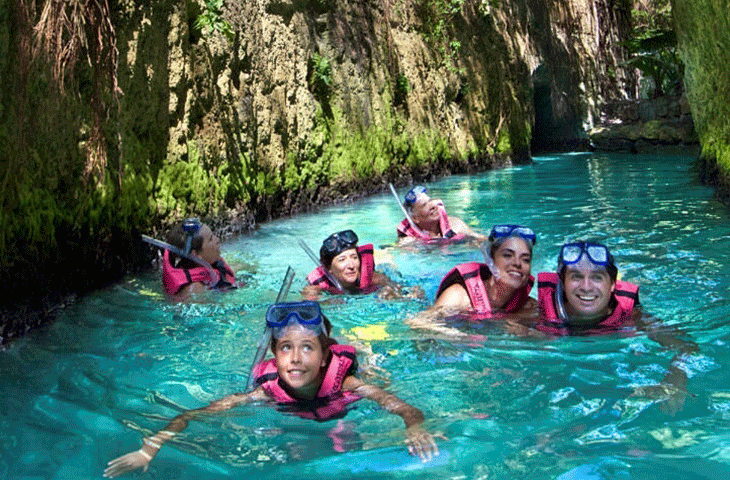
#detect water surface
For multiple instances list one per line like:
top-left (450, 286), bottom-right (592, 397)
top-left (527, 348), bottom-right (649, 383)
top-left (2, 153), bottom-right (730, 479)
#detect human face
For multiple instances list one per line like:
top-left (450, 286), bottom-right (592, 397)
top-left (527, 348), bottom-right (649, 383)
top-left (193, 225), bottom-right (221, 264)
top-left (410, 194), bottom-right (441, 223)
top-left (328, 248), bottom-right (360, 288)
top-left (491, 237), bottom-right (532, 289)
top-left (274, 326), bottom-right (327, 394)
top-left (562, 257), bottom-right (615, 321)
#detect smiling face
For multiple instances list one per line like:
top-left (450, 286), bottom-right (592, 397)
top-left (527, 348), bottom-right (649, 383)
top-left (491, 237), bottom-right (532, 289)
top-left (274, 325), bottom-right (327, 396)
top-left (410, 194), bottom-right (442, 224)
top-left (192, 225), bottom-right (221, 264)
top-left (328, 248), bottom-right (360, 288)
top-left (562, 257), bottom-right (616, 321)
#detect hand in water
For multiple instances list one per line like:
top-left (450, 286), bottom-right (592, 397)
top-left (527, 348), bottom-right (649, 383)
top-left (631, 384), bottom-right (689, 416)
top-left (104, 449), bottom-right (152, 478)
top-left (405, 426), bottom-right (445, 462)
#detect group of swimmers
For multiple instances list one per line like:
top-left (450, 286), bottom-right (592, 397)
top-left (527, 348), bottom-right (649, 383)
top-left (105, 184), bottom-right (697, 477)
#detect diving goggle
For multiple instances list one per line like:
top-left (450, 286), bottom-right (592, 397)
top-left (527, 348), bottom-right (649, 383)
top-left (265, 300), bottom-right (326, 338)
top-left (321, 230), bottom-right (359, 256)
top-left (558, 241), bottom-right (613, 269)
top-left (488, 224), bottom-right (536, 245)
top-left (403, 185), bottom-right (427, 207)
top-left (182, 217), bottom-right (201, 254)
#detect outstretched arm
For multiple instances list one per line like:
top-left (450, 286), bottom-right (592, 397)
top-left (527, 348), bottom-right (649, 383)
top-left (373, 272), bottom-right (425, 300)
top-left (342, 376), bottom-right (442, 461)
top-left (633, 307), bottom-right (699, 415)
top-left (104, 388), bottom-right (268, 478)
top-left (448, 216), bottom-right (488, 241)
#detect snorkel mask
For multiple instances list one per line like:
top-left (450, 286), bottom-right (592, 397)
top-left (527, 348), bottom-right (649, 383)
top-left (265, 301), bottom-right (327, 339)
top-left (403, 185), bottom-right (427, 208)
top-left (555, 241), bottom-right (617, 322)
top-left (319, 230), bottom-right (359, 267)
top-left (182, 217), bottom-right (202, 255)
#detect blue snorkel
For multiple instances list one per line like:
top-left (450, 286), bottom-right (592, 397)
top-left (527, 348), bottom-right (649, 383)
top-left (246, 266), bottom-right (296, 391)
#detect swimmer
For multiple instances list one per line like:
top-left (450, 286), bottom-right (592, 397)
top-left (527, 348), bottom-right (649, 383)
top-left (162, 218), bottom-right (237, 299)
top-left (302, 230), bottom-right (424, 300)
top-left (104, 301), bottom-right (440, 477)
top-left (406, 224), bottom-right (536, 338)
top-left (535, 240), bottom-right (637, 332)
top-left (533, 240), bottom-right (699, 414)
top-left (396, 185), bottom-right (487, 244)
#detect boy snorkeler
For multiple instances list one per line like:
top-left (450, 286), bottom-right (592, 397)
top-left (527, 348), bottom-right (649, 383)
top-left (104, 301), bottom-right (440, 477)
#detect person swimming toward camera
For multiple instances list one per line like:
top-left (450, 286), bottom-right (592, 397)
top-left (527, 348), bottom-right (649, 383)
top-left (162, 218), bottom-right (237, 299)
top-left (104, 301), bottom-right (440, 477)
top-left (536, 241), bottom-right (639, 334)
top-left (406, 225), bottom-right (537, 339)
top-left (396, 185), bottom-right (487, 244)
top-left (532, 240), bottom-right (699, 414)
top-left (302, 230), bottom-right (424, 300)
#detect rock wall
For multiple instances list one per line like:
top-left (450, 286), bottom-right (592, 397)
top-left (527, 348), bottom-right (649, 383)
top-left (1, 0), bottom-right (639, 342)
top-left (672, 0), bottom-right (730, 202)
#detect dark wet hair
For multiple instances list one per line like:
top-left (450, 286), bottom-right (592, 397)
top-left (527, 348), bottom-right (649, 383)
top-left (166, 221), bottom-right (204, 269)
top-left (489, 235), bottom-right (534, 258)
top-left (557, 239), bottom-right (618, 283)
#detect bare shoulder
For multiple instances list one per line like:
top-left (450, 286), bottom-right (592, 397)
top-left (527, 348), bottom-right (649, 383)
top-left (434, 282), bottom-right (471, 310)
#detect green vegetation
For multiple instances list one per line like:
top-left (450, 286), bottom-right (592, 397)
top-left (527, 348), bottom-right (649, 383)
top-left (308, 53), bottom-right (333, 107)
top-left (194, 0), bottom-right (233, 41)
top-left (672, 0), bottom-right (730, 175)
top-left (627, 0), bottom-right (682, 96)
top-left (393, 73), bottom-right (411, 106)
top-left (418, 0), bottom-right (466, 73)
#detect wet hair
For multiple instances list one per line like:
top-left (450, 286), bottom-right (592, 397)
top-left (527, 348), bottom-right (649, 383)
top-left (558, 239), bottom-right (618, 283)
top-left (166, 221), bottom-right (204, 269)
top-left (269, 314), bottom-right (336, 352)
top-left (489, 235), bottom-right (534, 258)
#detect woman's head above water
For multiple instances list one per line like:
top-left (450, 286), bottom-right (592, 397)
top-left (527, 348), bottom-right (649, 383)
top-left (166, 218), bottom-right (222, 266)
top-left (486, 225), bottom-right (535, 288)
top-left (319, 230), bottom-right (361, 288)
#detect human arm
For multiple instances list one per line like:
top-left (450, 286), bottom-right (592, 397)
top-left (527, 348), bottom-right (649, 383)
top-left (447, 216), bottom-right (488, 241)
top-left (632, 307), bottom-right (699, 415)
top-left (104, 388), bottom-right (268, 478)
top-left (342, 376), bottom-right (441, 461)
top-left (301, 284), bottom-right (324, 301)
top-left (372, 272), bottom-right (425, 300)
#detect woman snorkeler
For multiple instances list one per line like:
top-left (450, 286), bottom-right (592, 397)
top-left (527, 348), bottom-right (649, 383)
top-left (406, 224), bottom-right (537, 339)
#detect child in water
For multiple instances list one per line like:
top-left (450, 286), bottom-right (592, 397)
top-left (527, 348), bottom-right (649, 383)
top-left (104, 301), bottom-right (440, 477)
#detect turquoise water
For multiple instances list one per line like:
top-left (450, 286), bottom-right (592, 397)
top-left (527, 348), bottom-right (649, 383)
top-left (2, 153), bottom-right (730, 479)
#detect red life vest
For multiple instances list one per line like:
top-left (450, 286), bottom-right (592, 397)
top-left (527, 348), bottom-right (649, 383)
top-left (396, 203), bottom-right (465, 241)
top-left (536, 272), bottom-right (639, 335)
top-left (162, 249), bottom-right (236, 295)
top-left (251, 344), bottom-right (361, 421)
top-left (436, 262), bottom-right (534, 318)
top-left (306, 244), bottom-right (378, 294)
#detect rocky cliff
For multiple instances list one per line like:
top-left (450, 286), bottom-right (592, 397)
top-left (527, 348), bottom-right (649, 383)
top-left (1, 0), bottom-right (638, 341)
top-left (672, 0), bottom-right (730, 201)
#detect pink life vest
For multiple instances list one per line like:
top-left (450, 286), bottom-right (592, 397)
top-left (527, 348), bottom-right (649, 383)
top-left (396, 203), bottom-right (465, 241)
top-left (306, 244), bottom-right (377, 294)
top-left (436, 262), bottom-right (535, 318)
top-left (251, 344), bottom-right (361, 420)
top-left (536, 272), bottom-right (639, 335)
top-left (162, 249), bottom-right (236, 295)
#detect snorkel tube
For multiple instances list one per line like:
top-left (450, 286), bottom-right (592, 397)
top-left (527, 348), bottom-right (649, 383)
top-left (297, 239), bottom-right (345, 292)
top-left (555, 280), bottom-right (570, 322)
top-left (478, 242), bottom-right (502, 281)
top-left (141, 235), bottom-right (220, 287)
top-left (388, 183), bottom-right (428, 238)
top-left (246, 266), bottom-right (296, 391)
